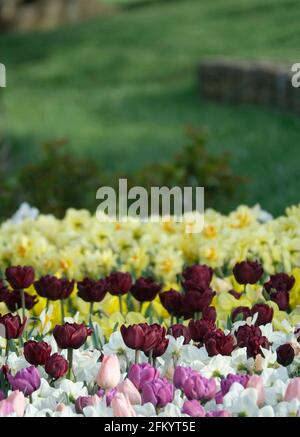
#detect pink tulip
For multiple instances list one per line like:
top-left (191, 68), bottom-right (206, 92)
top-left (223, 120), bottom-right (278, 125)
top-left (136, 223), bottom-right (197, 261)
top-left (0, 390), bottom-right (26, 417)
top-left (117, 379), bottom-right (142, 405)
top-left (56, 403), bottom-right (66, 412)
top-left (0, 400), bottom-right (14, 417)
top-left (97, 355), bottom-right (120, 390)
top-left (111, 393), bottom-right (136, 417)
top-left (6, 391), bottom-right (25, 417)
top-left (285, 378), bottom-right (300, 402)
top-left (247, 375), bottom-right (265, 407)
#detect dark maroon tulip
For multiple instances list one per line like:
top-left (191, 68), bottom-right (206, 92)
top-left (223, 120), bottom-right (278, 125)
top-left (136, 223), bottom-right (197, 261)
top-left (5, 290), bottom-right (38, 312)
top-left (251, 303), bottom-right (273, 326)
top-left (247, 335), bottom-right (270, 359)
top-left (185, 289), bottom-right (215, 314)
top-left (0, 365), bottom-right (9, 385)
top-left (120, 324), bottom-right (146, 350)
top-left (53, 323), bottom-right (92, 350)
top-left (145, 336), bottom-right (169, 358)
top-left (45, 353), bottom-right (68, 379)
top-left (131, 277), bottom-right (161, 303)
top-left (24, 340), bottom-right (52, 366)
top-left (236, 324), bottom-right (269, 358)
top-left (159, 290), bottom-right (183, 318)
top-left (270, 290), bottom-right (289, 311)
top-left (5, 266), bottom-right (35, 290)
top-left (120, 323), bottom-right (167, 354)
top-left (276, 343), bottom-right (295, 367)
top-left (182, 264), bottom-right (213, 292)
top-left (0, 313), bottom-right (26, 339)
top-left (202, 306), bottom-right (217, 323)
top-left (142, 324), bottom-right (168, 357)
top-left (233, 261), bottom-right (263, 285)
top-left (264, 273), bottom-right (295, 293)
top-left (188, 319), bottom-right (216, 343)
top-left (168, 324), bottom-right (191, 344)
top-left (228, 289), bottom-right (242, 300)
top-left (142, 324), bottom-right (167, 353)
top-left (107, 272), bottom-right (132, 296)
top-left (34, 275), bottom-right (74, 301)
top-left (236, 324), bottom-right (261, 343)
top-left (231, 306), bottom-right (251, 323)
top-left (142, 323), bottom-right (166, 356)
top-left (204, 330), bottom-right (235, 357)
top-left (0, 280), bottom-right (9, 302)
top-left (77, 277), bottom-right (108, 303)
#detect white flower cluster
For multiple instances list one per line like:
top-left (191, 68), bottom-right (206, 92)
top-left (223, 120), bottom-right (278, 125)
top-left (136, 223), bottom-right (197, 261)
top-left (1, 318), bottom-right (300, 417)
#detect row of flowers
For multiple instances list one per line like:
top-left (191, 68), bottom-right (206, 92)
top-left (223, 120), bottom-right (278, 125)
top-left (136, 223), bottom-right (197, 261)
top-left (1, 257), bottom-right (300, 337)
top-left (0, 258), bottom-right (300, 416)
top-left (1, 204), bottom-right (300, 281)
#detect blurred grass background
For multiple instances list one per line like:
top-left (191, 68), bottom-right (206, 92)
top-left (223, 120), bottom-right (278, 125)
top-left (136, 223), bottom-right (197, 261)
top-left (1, 0), bottom-right (300, 215)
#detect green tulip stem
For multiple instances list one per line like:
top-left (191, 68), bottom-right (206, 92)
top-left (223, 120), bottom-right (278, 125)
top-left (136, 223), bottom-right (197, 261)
top-left (67, 348), bottom-right (73, 380)
top-left (148, 349), bottom-right (153, 366)
top-left (170, 315), bottom-right (174, 326)
top-left (5, 339), bottom-right (10, 359)
top-left (89, 302), bottom-right (94, 326)
top-left (118, 295), bottom-right (123, 315)
top-left (135, 349), bottom-right (140, 364)
top-left (60, 300), bottom-right (65, 324)
top-left (21, 289), bottom-right (26, 322)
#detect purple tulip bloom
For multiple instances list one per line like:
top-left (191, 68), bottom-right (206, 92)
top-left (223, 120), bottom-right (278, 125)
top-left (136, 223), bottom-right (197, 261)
top-left (7, 366), bottom-right (41, 396)
top-left (206, 410), bottom-right (231, 417)
top-left (215, 391), bottom-right (224, 404)
top-left (173, 366), bottom-right (196, 389)
top-left (128, 363), bottom-right (160, 391)
top-left (220, 373), bottom-right (250, 396)
top-left (141, 377), bottom-right (174, 408)
top-left (105, 388), bottom-right (117, 406)
top-left (183, 373), bottom-right (216, 401)
top-left (97, 388), bottom-right (105, 398)
top-left (182, 400), bottom-right (206, 417)
top-left (75, 396), bottom-right (96, 414)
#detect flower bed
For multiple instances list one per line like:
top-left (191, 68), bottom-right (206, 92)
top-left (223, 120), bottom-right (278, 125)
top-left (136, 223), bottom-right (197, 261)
top-left (0, 205), bottom-right (300, 417)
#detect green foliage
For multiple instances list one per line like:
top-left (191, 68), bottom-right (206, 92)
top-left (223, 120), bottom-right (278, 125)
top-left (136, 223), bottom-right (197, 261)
top-left (127, 127), bottom-right (244, 210)
top-left (0, 129), bottom-right (243, 220)
top-left (1, 0), bottom-right (300, 215)
top-left (16, 140), bottom-right (103, 218)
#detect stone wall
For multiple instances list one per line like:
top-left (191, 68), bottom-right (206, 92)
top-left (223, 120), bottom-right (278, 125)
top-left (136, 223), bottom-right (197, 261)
top-left (0, 0), bottom-right (113, 32)
top-left (198, 59), bottom-right (300, 115)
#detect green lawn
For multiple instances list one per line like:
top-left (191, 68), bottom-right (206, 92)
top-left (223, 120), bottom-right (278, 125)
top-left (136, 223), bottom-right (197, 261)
top-left (1, 0), bottom-right (300, 214)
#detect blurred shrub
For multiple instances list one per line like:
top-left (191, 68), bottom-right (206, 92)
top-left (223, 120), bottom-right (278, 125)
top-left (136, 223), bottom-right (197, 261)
top-left (127, 127), bottom-right (245, 211)
top-left (16, 140), bottom-right (103, 218)
top-left (0, 129), bottom-right (245, 220)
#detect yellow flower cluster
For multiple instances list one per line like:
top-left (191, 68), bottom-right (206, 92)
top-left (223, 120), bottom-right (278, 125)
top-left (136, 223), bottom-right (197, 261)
top-left (1, 204), bottom-right (300, 281)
